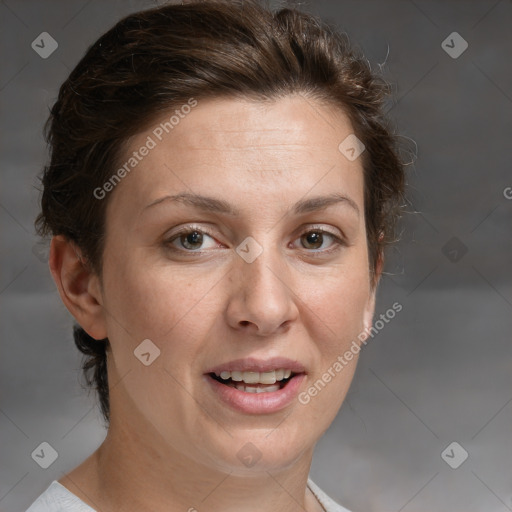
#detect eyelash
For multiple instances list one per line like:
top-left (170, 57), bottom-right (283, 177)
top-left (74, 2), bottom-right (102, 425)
top-left (164, 224), bottom-right (346, 257)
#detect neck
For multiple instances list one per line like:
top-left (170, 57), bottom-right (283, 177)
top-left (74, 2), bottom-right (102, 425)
top-left (60, 414), bottom-right (324, 512)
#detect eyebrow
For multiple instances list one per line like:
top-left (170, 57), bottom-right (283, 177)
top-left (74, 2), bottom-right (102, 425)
top-left (142, 192), bottom-right (360, 217)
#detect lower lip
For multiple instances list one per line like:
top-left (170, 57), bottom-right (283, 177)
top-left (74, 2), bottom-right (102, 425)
top-left (205, 373), bottom-right (306, 414)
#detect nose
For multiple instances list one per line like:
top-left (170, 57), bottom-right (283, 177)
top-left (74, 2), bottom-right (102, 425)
top-left (225, 242), bottom-right (298, 336)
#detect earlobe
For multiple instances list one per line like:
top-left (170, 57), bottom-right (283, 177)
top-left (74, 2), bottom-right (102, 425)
top-left (49, 235), bottom-right (108, 340)
top-left (362, 292), bottom-right (376, 336)
top-left (362, 250), bottom-right (384, 336)
top-left (373, 249), bottom-right (384, 290)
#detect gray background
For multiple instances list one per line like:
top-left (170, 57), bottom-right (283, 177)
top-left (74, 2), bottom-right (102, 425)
top-left (1, 0), bottom-right (511, 511)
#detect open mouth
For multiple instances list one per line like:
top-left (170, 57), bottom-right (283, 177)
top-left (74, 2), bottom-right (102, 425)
top-left (208, 371), bottom-right (299, 394)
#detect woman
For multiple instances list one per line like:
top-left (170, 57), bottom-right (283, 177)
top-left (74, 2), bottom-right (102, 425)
top-left (27, 1), bottom-right (406, 510)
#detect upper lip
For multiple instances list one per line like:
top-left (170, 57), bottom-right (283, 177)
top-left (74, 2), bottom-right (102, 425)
top-left (205, 357), bottom-right (306, 374)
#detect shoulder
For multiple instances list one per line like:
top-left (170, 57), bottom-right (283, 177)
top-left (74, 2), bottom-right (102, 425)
top-left (307, 478), bottom-right (353, 512)
top-left (25, 481), bottom-right (96, 512)
top-left (27, 478), bottom-right (348, 512)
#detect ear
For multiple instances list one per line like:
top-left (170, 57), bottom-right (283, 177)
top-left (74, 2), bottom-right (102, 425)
top-left (48, 235), bottom-right (108, 340)
top-left (362, 249), bottom-right (384, 336)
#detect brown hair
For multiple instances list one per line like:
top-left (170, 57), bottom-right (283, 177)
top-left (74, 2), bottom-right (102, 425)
top-left (35, 0), bottom-right (407, 427)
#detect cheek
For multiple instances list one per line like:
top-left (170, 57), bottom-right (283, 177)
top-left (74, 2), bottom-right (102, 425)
top-left (102, 252), bottom-right (222, 354)
top-left (301, 264), bottom-right (371, 346)
top-left (297, 269), bottom-right (370, 426)
top-left (104, 244), bottom-right (371, 335)
top-left (101, 259), bottom-right (213, 401)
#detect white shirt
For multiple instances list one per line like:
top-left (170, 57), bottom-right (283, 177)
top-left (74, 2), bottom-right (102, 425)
top-left (26, 478), bottom-right (352, 512)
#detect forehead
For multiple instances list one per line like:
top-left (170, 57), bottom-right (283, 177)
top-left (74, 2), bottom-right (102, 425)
top-left (106, 94), bottom-right (365, 221)
top-left (164, 95), bottom-right (354, 167)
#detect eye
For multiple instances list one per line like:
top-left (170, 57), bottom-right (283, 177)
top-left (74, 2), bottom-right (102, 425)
top-left (165, 226), bottom-right (219, 252)
top-left (293, 227), bottom-right (345, 255)
top-left (164, 225), bottom-right (346, 256)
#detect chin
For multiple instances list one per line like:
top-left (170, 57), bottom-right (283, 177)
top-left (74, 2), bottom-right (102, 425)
top-left (203, 430), bottom-right (313, 476)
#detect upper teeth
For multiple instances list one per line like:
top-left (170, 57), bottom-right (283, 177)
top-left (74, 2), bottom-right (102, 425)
top-left (215, 369), bottom-right (293, 384)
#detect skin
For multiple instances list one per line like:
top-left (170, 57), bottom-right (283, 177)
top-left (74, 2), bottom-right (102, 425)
top-left (50, 94), bottom-right (382, 512)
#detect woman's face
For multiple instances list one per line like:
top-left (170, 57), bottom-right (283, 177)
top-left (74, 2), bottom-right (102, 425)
top-left (97, 94), bottom-right (377, 473)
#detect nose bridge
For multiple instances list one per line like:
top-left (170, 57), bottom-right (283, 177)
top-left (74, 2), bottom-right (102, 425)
top-left (236, 234), bottom-right (284, 292)
top-left (229, 234), bottom-right (295, 332)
